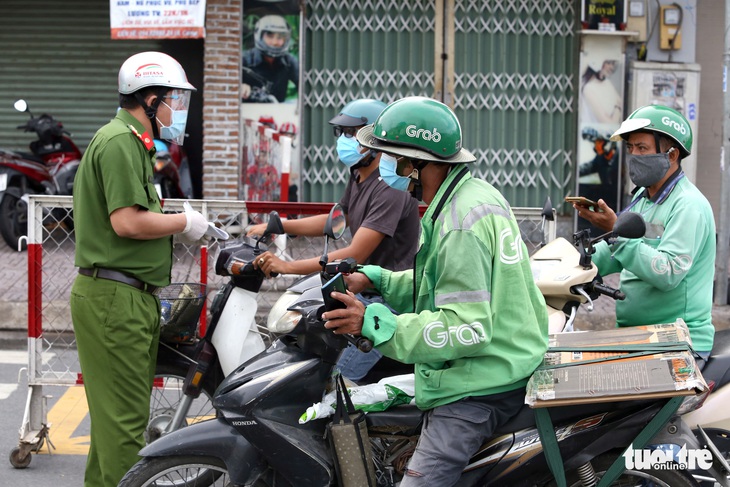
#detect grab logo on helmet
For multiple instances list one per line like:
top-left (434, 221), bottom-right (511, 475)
top-left (406, 125), bottom-right (441, 143)
top-left (662, 116), bottom-right (687, 135)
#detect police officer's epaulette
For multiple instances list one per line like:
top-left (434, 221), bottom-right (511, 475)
top-left (127, 124), bottom-right (155, 151)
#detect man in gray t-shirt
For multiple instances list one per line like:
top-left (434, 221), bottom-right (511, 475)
top-left (247, 99), bottom-right (419, 381)
top-left (339, 164), bottom-right (419, 271)
top-left (247, 99), bottom-right (419, 276)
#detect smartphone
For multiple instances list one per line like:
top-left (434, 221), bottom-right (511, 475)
top-left (322, 272), bottom-right (348, 311)
top-left (564, 196), bottom-right (599, 207)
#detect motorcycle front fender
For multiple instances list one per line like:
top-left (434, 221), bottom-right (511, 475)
top-left (0, 167), bottom-right (24, 201)
top-left (138, 417), bottom-right (266, 485)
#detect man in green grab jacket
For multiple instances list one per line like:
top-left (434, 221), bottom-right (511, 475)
top-left (574, 105), bottom-right (715, 364)
top-left (323, 96), bottom-right (548, 487)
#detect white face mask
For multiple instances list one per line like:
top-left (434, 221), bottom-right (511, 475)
top-left (157, 102), bottom-right (188, 146)
top-left (156, 91), bottom-right (191, 145)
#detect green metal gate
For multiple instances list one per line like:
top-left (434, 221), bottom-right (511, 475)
top-left (302, 0), bottom-right (576, 208)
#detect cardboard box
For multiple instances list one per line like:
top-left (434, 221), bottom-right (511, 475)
top-left (526, 320), bottom-right (708, 407)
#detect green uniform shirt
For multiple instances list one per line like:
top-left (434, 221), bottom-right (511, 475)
top-left (73, 110), bottom-right (173, 287)
top-left (593, 173), bottom-right (716, 352)
top-left (359, 166), bottom-right (549, 410)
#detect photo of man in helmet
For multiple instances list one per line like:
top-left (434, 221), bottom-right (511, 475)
top-left (70, 51), bottom-right (214, 487)
top-left (572, 104), bottom-right (716, 366)
top-left (321, 96), bottom-right (548, 486)
top-left (241, 14), bottom-right (299, 103)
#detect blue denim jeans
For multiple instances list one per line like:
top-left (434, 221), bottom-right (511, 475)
top-left (335, 293), bottom-right (389, 381)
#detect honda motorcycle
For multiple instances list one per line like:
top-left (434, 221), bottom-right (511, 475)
top-left (0, 100), bottom-right (81, 250)
top-left (120, 206), bottom-right (729, 487)
top-left (531, 208), bottom-right (730, 486)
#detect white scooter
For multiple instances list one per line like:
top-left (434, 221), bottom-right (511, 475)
top-left (148, 213), bottom-right (284, 443)
top-left (531, 210), bottom-right (730, 485)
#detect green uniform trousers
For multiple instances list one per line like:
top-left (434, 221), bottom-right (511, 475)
top-left (70, 274), bottom-right (160, 487)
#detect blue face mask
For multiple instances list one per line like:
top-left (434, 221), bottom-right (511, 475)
top-left (158, 102), bottom-right (188, 145)
top-left (336, 135), bottom-right (366, 167)
top-left (379, 153), bottom-right (412, 191)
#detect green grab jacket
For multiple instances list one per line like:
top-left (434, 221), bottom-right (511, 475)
top-left (593, 174), bottom-right (716, 352)
top-left (359, 166), bottom-right (549, 410)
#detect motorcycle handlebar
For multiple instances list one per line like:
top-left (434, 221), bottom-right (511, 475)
top-left (225, 259), bottom-right (278, 278)
top-left (344, 334), bottom-right (373, 353)
top-left (324, 257), bottom-right (359, 276)
top-left (591, 281), bottom-right (626, 301)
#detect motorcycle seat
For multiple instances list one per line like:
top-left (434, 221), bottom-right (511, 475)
top-left (701, 329), bottom-right (730, 389)
top-left (494, 400), bottom-right (628, 434)
top-left (366, 404), bottom-right (422, 430)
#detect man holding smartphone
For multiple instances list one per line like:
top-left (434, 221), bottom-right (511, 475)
top-left (572, 105), bottom-right (716, 363)
top-left (321, 96), bottom-right (548, 487)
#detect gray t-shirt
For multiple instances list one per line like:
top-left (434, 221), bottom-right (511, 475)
top-left (339, 167), bottom-right (420, 271)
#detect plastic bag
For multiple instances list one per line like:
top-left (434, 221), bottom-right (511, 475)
top-left (299, 374), bottom-right (415, 424)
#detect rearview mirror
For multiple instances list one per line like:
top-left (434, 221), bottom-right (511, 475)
top-left (324, 204), bottom-right (346, 240)
top-left (612, 212), bottom-right (646, 239)
top-left (264, 211), bottom-right (284, 237)
top-left (13, 99), bottom-right (28, 113)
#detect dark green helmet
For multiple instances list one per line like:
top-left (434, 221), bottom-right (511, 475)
top-left (356, 96), bottom-right (476, 163)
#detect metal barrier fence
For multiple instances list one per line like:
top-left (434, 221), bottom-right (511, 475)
top-left (17, 194), bottom-right (555, 459)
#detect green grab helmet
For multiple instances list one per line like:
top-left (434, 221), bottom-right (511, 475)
top-left (610, 104), bottom-right (692, 158)
top-left (329, 99), bottom-right (387, 127)
top-left (356, 96), bottom-right (476, 163)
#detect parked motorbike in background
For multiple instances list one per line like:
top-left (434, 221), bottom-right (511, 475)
top-left (120, 205), bottom-right (729, 487)
top-left (0, 100), bottom-right (81, 250)
top-left (152, 139), bottom-right (194, 199)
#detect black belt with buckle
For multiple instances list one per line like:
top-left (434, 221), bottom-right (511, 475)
top-left (78, 268), bottom-right (159, 294)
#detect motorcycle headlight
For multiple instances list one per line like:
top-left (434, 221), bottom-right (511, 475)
top-left (267, 291), bottom-right (301, 333)
top-left (270, 310), bottom-right (302, 334)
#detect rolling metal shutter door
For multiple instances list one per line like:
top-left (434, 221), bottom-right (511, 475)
top-left (0, 0), bottom-right (161, 153)
top-left (302, 1), bottom-right (577, 207)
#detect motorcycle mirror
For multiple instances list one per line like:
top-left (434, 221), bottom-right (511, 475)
top-left (255, 211), bottom-right (284, 250)
top-left (13, 99), bottom-right (29, 114)
top-left (264, 211), bottom-right (284, 236)
top-left (541, 197), bottom-right (554, 222)
top-left (612, 211), bottom-right (646, 239)
top-left (319, 204), bottom-right (346, 269)
top-left (323, 204), bottom-right (346, 240)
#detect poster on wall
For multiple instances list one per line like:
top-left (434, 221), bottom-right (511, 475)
top-left (240, 2), bottom-right (301, 202)
top-left (581, 0), bottom-right (626, 31)
top-left (629, 62), bottom-right (701, 184)
top-left (109, 0), bottom-right (206, 39)
top-left (576, 34), bottom-right (625, 233)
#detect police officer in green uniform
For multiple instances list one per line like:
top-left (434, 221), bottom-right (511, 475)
top-left (322, 97), bottom-right (548, 486)
top-left (71, 51), bottom-right (211, 487)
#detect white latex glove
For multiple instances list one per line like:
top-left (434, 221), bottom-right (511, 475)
top-left (176, 208), bottom-right (209, 245)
